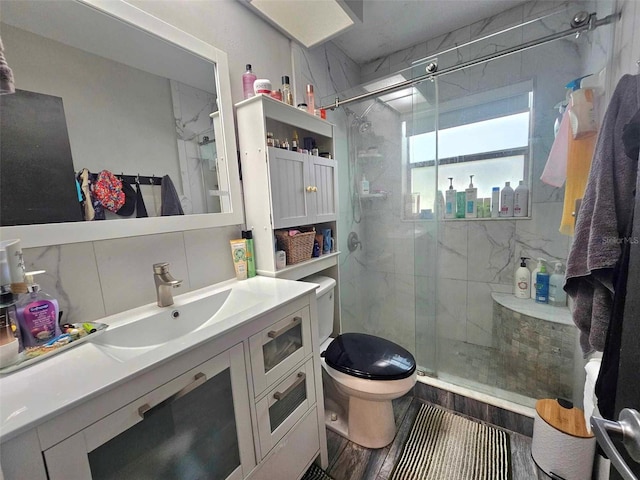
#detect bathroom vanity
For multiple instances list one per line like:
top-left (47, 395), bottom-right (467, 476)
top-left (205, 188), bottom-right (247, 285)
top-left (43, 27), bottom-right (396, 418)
top-left (0, 277), bottom-right (327, 480)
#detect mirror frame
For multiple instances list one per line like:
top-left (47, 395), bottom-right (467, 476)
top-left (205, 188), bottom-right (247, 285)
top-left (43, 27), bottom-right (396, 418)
top-left (0, 0), bottom-right (244, 248)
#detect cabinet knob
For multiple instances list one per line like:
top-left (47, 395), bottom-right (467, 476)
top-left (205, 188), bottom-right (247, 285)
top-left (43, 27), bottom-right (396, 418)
top-left (312, 186), bottom-right (318, 192)
top-left (306, 186), bottom-right (316, 193)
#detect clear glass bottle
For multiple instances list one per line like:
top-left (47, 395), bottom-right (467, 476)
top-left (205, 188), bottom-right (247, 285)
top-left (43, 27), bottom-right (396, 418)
top-left (282, 76), bottom-right (293, 106)
top-left (305, 84), bottom-right (315, 114)
top-left (242, 64), bottom-right (257, 100)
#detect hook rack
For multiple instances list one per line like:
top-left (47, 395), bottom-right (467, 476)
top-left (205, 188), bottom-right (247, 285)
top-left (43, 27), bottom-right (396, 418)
top-left (88, 172), bottom-right (163, 186)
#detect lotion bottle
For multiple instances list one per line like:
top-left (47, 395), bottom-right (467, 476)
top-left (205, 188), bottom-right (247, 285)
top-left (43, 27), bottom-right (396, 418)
top-left (549, 262), bottom-right (567, 307)
top-left (445, 178), bottom-right (456, 219)
top-left (530, 258), bottom-right (546, 299)
top-left (16, 270), bottom-right (61, 348)
top-left (242, 64), bottom-right (257, 100)
top-left (514, 257), bottom-right (530, 299)
top-left (514, 180), bottom-right (529, 217)
top-left (500, 181), bottom-right (514, 217)
top-left (465, 175), bottom-right (478, 218)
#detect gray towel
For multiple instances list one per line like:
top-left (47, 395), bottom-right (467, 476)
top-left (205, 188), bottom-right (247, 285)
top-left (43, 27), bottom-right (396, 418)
top-left (565, 74), bottom-right (640, 356)
top-left (160, 175), bottom-right (184, 216)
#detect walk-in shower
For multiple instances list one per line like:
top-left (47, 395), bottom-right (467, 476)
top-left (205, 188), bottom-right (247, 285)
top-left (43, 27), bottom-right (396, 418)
top-left (331, 2), bottom-right (617, 409)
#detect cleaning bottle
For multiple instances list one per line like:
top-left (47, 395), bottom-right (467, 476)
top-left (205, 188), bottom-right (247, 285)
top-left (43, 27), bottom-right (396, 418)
top-left (500, 181), bottom-right (514, 217)
top-left (531, 258), bottom-right (546, 300)
top-left (242, 64), bottom-right (257, 100)
top-left (549, 262), bottom-right (567, 307)
top-left (535, 263), bottom-right (550, 304)
top-left (465, 175), bottom-right (478, 218)
top-left (15, 270), bottom-right (61, 348)
top-left (514, 180), bottom-right (529, 217)
top-left (514, 257), bottom-right (530, 299)
top-left (445, 178), bottom-right (456, 219)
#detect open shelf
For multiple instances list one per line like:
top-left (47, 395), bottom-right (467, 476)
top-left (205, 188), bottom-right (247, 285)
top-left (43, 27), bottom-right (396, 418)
top-left (257, 251), bottom-right (340, 281)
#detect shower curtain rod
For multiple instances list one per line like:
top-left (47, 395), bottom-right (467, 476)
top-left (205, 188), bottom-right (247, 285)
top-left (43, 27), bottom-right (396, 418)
top-left (321, 11), bottom-right (620, 111)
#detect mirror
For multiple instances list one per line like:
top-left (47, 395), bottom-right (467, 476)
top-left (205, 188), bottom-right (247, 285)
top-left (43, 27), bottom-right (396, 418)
top-left (0, 0), bottom-right (243, 248)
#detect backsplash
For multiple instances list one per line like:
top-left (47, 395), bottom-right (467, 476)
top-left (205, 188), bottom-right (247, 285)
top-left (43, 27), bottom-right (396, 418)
top-left (22, 226), bottom-right (240, 324)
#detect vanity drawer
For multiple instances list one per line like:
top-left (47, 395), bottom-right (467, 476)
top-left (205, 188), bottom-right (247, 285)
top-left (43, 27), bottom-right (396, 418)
top-left (249, 306), bottom-right (312, 396)
top-left (249, 406), bottom-right (320, 480)
top-left (255, 358), bottom-right (316, 457)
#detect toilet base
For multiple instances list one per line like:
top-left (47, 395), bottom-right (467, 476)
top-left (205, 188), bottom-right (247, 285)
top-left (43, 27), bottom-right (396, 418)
top-left (323, 395), bottom-right (397, 449)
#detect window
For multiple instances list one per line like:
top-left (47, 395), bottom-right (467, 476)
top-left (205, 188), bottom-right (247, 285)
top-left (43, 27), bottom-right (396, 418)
top-left (406, 84), bottom-right (532, 217)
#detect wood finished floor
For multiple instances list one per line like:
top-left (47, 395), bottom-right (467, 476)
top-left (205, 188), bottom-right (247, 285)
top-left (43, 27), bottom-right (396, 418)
top-left (324, 395), bottom-right (545, 480)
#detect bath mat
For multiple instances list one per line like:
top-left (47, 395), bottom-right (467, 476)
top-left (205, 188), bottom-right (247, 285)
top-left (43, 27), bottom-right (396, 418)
top-left (301, 463), bottom-right (334, 480)
top-left (391, 403), bottom-right (511, 480)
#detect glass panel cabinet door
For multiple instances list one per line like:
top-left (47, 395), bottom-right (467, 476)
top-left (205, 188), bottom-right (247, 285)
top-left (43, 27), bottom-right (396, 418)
top-left (44, 344), bottom-right (255, 480)
top-left (249, 307), bottom-right (312, 396)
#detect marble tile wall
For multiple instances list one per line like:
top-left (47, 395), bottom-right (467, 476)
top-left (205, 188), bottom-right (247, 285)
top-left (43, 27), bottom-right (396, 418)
top-left (290, 41), bottom-right (364, 335)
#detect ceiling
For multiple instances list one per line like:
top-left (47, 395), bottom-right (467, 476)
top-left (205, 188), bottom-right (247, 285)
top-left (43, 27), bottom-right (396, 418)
top-left (331, 0), bottom-right (530, 64)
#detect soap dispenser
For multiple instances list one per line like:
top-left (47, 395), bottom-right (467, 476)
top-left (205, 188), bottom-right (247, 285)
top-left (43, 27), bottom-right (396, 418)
top-left (465, 175), bottom-right (478, 218)
top-left (514, 257), bottom-right (530, 299)
top-left (445, 178), bottom-right (456, 219)
top-left (549, 262), bottom-right (567, 307)
top-left (16, 270), bottom-right (61, 348)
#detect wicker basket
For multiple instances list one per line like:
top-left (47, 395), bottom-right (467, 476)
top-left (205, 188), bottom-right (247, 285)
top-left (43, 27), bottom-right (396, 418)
top-left (275, 230), bottom-right (315, 265)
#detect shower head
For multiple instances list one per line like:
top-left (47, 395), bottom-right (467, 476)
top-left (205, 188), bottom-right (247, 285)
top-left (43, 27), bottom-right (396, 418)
top-left (358, 120), bottom-right (372, 134)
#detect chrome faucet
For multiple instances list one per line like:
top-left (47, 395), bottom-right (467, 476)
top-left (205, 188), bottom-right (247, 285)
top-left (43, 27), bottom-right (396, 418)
top-left (153, 262), bottom-right (182, 307)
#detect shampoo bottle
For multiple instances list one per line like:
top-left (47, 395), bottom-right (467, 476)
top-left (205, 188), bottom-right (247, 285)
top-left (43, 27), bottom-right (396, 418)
top-left (500, 181), bottom-right (514, 217)
top-left (514, 257), bottom-right (530, 299)
top-left (16, 271), bottom-right (61, 348)
top-left (445, 178), bottom-right (456, 219)
top-left (549, 262), bottom-right (567, 307)
top-left (242, 64), bottom-right (257, 100)
top-left (514, 180), bottom-right (529, 217)
top-left (491, 187), bottom-right (500, 218)
top-left (530, 258), bottom-right (546, 299)
top-left (535, 263), bottom-right (550, 304)
top-left (465, 175), bottom-right (478, 218)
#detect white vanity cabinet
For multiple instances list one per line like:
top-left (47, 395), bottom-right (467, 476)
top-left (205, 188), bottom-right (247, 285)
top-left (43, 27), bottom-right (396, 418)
top-left (44, 343), bottom-right (254, 480)
top-left (0, 283), bottom-right (327, 480)
top-left (236, 95), bottom-right (340, 284)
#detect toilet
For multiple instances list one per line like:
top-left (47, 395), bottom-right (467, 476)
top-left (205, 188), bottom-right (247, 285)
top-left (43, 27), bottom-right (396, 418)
top-left (303, 275), bottom-right (417, 449)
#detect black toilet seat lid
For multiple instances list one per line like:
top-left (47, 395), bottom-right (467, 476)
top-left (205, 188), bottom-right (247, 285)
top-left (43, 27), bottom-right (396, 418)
top-left (322, 333), bottom-right (416, 381)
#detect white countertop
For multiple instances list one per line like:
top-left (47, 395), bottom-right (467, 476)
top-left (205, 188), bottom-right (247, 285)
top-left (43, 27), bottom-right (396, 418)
top-left (491, 292), bottom-right (573, 325)
top-left (0, 276), bottom-right (316, 443)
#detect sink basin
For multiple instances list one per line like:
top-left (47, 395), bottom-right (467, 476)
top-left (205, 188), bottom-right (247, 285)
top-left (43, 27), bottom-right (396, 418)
top-left (93, 290), bottom-right (232, 349)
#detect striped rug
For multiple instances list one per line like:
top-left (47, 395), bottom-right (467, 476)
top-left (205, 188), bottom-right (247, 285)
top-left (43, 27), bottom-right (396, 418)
top-left (391, 404), bottom-right (511, 480)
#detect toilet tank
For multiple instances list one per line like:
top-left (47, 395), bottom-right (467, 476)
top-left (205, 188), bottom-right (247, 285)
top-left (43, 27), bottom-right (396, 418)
top-left (301, 275), bottom-right (336, 344)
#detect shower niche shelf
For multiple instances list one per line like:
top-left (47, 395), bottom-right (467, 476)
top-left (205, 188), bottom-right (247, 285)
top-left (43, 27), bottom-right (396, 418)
top-left (359, 193), bottom-right (388, 200)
